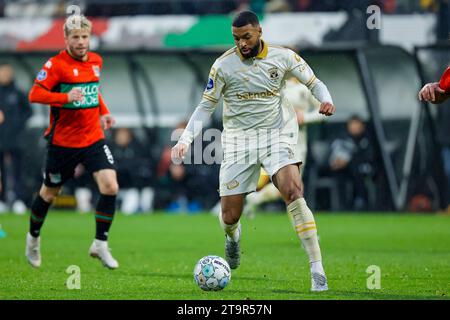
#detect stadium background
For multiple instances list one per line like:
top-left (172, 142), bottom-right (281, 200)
top-left (0, 0), bottom-right (448, 213)
top-left (0, 0), bottom-right (449, 301)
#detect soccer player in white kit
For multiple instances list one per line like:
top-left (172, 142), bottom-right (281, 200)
top-left (172, 11), bottom-right (335, 292)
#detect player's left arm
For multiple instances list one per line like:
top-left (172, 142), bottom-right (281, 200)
top-left (99, 93), bottom-right (115, 130)
top-left (296, 104), bottom-right (326, 126)
top-left (302, 95), bottom-right (327, 124)
top-left (300, 110), bottom-right (327, 125)
top-left (286, 51), bottom-right (335, 116)
top-left (96, 57), bottom-right (115, 130)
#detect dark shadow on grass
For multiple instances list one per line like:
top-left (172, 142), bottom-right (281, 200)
top-left (130, 272), bottom-right (279, 283)
top-left (267, 289), bottom-right (448, 300)
top-left (271, 289), bottom-right (309, 295)
top-left (122, 273), bottom-right (448, 300)
top-left (128, 272), bottom-right (193, 280)
top-left (231, 275), bottom-right (275, 282)
top-left (316, 290), bottom-right (448, 300)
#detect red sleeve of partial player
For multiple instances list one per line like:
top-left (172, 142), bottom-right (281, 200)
top-left (99, 93), bottom-right (110, 115)
top-left (29, 84), bottom-right (69, 106)
top-left (439, 67), bottom-right (450, 93)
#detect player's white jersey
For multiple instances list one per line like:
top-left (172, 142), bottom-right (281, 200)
top-left (203, 41), bottom-right (317, 134)
top-left (179, 40), bottom-right (332, 148)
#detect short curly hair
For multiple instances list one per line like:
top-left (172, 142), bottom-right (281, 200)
top-left (232, 11), bottom-right (260, 28)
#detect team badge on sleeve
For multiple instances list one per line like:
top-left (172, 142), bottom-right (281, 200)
top-left (36, 69), bottom-right (47, 81)
top-left (45, 60), bottom-right (52, 69)
top-left (206, 78), bottom-right (214, 91)
top-left (92, 65), bottom-right (100, 77)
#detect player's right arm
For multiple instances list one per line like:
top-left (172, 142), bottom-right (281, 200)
top-left (171, 61), bottom-right (225, 161)
top-left (28, 59), bottom-right (83, 105)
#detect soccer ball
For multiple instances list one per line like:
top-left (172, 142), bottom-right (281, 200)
top-left (193, 255), bottom-right (231, 291)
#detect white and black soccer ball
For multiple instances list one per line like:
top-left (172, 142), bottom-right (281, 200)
top-left (193, 255), bottom-right (231, 291)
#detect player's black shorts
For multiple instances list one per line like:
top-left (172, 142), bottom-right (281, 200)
top-left (43, 139), bottom-right (116, 187)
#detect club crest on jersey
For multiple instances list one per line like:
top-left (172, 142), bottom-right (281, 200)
top-left (92, 65), bottom-right (100, 77)
top-left (45, 60), bottom-right (52, 69)
top-left (206, 78), bottom-right (214, 90)
top-left (73, 68), bottom-right (79, 76)
top-left (268, 67), bottom-right (279, 80)
top-left (36, 70), bottom-right (47, 81)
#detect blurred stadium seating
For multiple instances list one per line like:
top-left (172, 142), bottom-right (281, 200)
top-left (0, 0), bottom-right (443, 17)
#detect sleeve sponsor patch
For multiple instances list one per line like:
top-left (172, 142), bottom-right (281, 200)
top-left (298, 62), bottom-right (307, 72)
top-left (45, 60), bottom-right (52, 69)
top-left (36, 69), bottom-right (47, 81)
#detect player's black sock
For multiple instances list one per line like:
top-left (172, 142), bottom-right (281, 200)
top-left (95, 194), bottom-right (116, 241)
top-left (29, 195), bottom-right (51, 238)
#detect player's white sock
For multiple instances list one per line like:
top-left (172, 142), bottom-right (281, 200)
top-left (287, 198), bottom-right (322, 264)
top-left (246, 183), bottom-right (281, 206)
top-left (311, 260), bottom-right (325, 274)
top-left (219, 212), bottom-right (241, 242)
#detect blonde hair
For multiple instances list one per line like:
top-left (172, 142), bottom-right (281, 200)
top-left (64, 15), bottom-right (92, 37)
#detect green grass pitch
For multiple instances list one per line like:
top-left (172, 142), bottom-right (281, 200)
top-left (0, 211), bottom-right (449, 300)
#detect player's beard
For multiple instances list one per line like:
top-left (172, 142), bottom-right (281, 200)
top-left (240, 40), bottom-right (261, 59)
top-left (68, 44), bottom-right (89, 61)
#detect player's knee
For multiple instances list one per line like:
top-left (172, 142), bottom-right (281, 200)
top-left (40, 193), bottom-right (57, 203)
top-left (283, 185), bottom-right (303, 203)
top-left (100, 180), bottom-right (119, 195)
top-left (221, 207), bottom-right (240, 225)
top-left (39, 187), bottom-right (60, 203)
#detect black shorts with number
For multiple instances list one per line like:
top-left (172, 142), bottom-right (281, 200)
top-left (43, 139), bottom-right (116, 187)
